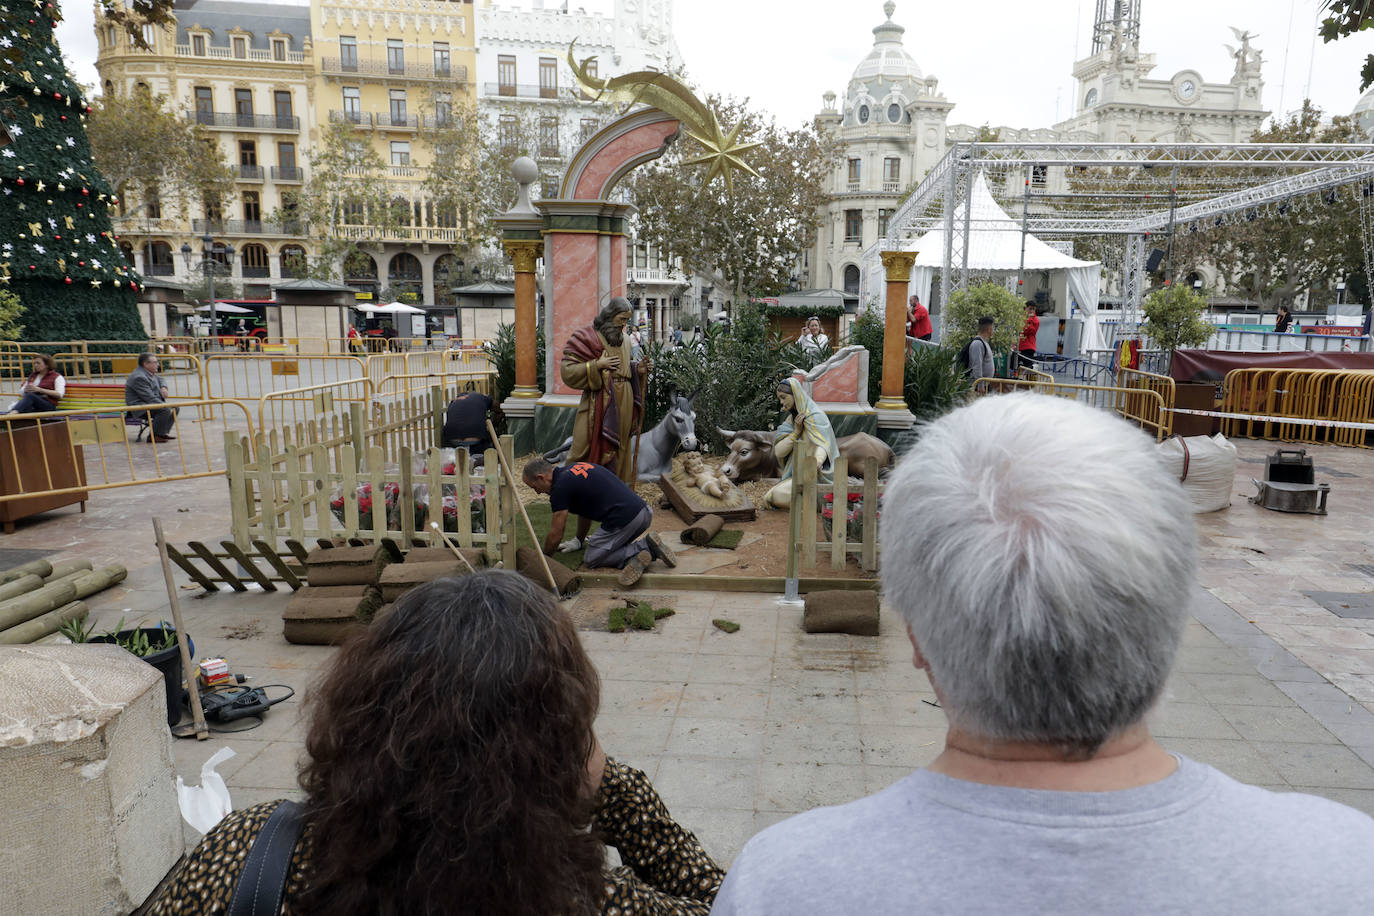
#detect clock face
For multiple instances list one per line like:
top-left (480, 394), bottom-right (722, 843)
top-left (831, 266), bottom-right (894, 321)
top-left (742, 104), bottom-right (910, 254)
top-left (1180, 80), bottom-right (1196, 100)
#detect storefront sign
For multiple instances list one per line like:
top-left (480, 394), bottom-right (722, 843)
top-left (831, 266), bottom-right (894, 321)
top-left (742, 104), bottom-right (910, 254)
top-left (1301, 325), bottom-right (1362, 337)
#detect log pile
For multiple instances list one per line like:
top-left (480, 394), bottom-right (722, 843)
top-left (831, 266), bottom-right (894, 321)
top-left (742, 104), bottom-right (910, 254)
top-left (0, 560), bottom-right (129, 645)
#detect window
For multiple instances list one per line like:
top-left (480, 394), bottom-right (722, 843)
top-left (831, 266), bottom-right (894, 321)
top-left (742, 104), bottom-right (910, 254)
top-left (106, 25), bottom-right (116, 47)
top-left (145, 191), bottom-right (161, 220)
top-left (539, 117), bottom-right (558, 157)
top-left (580, 59), bottom-right (597, 99)
top-left (883, 157), bottom-right (900, 191)
top-left (389, 89), bottom-right (407, 126)
top-left (877, 208), bottom-right (892, 238)
top-left (1084, 88), bottom-right (1098, 108)
top-left (843, 264), bottom-right (861, 295)
top-left (847, 158), bottom-right (861, 186)
top-left (888, 102), bottom-right (901, 123)
top-left (238, 141), bottom-right (257, 166)
top-left (280, 245), bottom-right (307, 278)
top-left (1031, 164), bottom-right (1048, 188)
top-left (241, 243), bottom-right (270, 277)
top-left (142, 24), bottom-right (156, 49)
top-left (274, 90), bottom-right (293, 124)
top-left (541, 176), bottom-right (558, 200)
top-left (278, 142), bottom-right (296, 170)
top-left (272, 39), bottom-right (286, 61)
top-left (342, 87), bottom-right (360, 121)
top-left (242, 190), bottom-right (261, 225)
top-left (433, 42), bottom-right (450, 77)
top-left (498, 55), bottom-right (516, 96)
top-left (539, 57), bottom-right (557, 98)
top-left (499, 113), bottom-right (518, 149)
top-left (191, 34), bottom-right (205, 56)
top-left (390, 141), bottom-right (411, 166)
top-left (232, 36), bottom-right (246, 59)
top-left (339, 36), bottom-right (357, 70)
top-left (234, 89), bottom-right (253, 126)
top-left (194, 86), bottom-right (213, 123)
top-left (387, 39), bottom-right (405, 74)
top-left (844, 209), bottom-right (863, 242)
top-left (580, 117), bottom-right (598, 143)
top-left (434, 93), bottom-right (452, 126)
top-left (857, 104), bottom-right (870, 124)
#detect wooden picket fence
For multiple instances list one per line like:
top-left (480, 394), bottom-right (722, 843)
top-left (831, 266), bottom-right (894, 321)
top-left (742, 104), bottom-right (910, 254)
top-left (786, 449), bottom-right (882, 579)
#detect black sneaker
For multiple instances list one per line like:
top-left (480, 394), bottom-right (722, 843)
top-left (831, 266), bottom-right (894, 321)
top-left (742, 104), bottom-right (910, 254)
top-left (645, 532), bottom-right (677, 568)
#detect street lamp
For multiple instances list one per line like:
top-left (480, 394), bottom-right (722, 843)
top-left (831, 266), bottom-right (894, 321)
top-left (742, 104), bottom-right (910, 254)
top-left (1336, 279), bottom-right (1346, 306)
top-left (181, 233), bottom-right (235, 345)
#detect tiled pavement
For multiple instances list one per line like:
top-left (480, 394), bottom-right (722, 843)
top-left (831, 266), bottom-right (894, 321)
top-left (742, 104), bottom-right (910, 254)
top-left (21, 434), bottom-right (1374, 868)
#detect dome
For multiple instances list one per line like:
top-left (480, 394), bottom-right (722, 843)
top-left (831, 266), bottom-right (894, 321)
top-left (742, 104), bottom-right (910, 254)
top-left (850, 1), bottom-right (922, 84)
top-left (1353, 86), bottom-right (1374, 136)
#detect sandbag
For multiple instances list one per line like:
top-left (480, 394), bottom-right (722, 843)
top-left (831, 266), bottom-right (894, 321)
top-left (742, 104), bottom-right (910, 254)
top-left (304, 545), bottom-right (393, 587)
top-left (1158, 434), bottom-right (1237, 513)
top-left (681, 514), bottom-right (725, 546)
top-left (803, 589), bottom-right (879, 636)
top-left (515, 547), bottom-right (581, 597)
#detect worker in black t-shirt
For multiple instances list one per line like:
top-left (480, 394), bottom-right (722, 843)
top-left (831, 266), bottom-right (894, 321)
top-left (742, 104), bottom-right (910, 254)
top-left (442, 391), bottom-right (496, 455)
top-left (522, 456), bottom-right (675, 586)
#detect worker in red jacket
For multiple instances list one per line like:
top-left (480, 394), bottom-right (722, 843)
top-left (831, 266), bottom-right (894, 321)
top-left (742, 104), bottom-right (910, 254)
top-left (1018, 302), bottom-right (1040, 373)
top-left (907, 295), bottom-right (932, 340)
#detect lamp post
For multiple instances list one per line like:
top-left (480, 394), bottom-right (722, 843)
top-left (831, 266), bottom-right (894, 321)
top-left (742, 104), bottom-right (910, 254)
top-left (181, 233), bottom-right (235, 346)
top-left (1336, 279), bottom-right (1346, 307)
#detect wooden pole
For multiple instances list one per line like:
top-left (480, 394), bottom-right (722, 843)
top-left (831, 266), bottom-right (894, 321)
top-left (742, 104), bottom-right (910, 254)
top-left (429, 522), bottom-right (478, 575)
top-left (153, 518), bottom-right (209, 741)
top-left (485, 420), bottom-right (561, 595)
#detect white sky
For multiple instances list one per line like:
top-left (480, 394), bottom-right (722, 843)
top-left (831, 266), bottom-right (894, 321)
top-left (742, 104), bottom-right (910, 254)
top-left (56, 0), bottom-right (1374, 129)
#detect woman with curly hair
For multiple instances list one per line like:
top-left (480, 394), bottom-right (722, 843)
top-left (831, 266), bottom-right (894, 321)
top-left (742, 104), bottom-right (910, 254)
top-left (153, 570), bottom-right (724, 915)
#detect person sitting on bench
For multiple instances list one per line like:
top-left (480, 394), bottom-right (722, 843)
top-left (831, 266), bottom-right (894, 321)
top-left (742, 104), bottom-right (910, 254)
top-left (522, 457), bottom-right (675, 587)
top-left (5, 355), bottom-right (65, 415)
top-left (124, 352), bottom-right (178, 442)
top-left (441, 389), bottom-right (497, 456)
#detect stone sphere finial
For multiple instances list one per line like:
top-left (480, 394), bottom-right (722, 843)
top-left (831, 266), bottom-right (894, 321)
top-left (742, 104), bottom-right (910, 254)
top-left (510, 156), bottom-right (539, 213)
top-left (884, 0), bottom-right (895, 20)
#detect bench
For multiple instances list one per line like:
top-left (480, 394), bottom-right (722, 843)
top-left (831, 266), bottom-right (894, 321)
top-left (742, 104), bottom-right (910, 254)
top-left (60, 383), bottom-right (149, 445)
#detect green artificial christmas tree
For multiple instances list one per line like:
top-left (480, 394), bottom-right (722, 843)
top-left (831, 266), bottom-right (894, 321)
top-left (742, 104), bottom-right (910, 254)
top-left (0, 0), bottom-right (147, 342)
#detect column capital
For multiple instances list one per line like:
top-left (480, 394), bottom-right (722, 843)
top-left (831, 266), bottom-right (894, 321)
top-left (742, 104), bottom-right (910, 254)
top-left (879, 250), bottom-right (918, 282)
top-left (502, 238), bottom-right (543, 274)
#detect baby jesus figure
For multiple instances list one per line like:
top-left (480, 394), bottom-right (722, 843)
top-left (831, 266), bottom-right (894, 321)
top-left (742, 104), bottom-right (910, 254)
top-left (682, 452), bottom-right (733, 500)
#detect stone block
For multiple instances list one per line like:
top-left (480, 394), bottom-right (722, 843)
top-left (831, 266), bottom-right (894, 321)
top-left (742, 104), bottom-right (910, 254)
top-left (0, 645), bottom-right (183, 914)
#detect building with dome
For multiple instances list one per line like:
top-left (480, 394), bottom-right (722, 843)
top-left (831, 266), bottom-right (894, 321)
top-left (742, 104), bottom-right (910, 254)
top-left (810, 1), bottom-right (1269, 304)
top-left (1353, 86), bottom-right (1374, 138)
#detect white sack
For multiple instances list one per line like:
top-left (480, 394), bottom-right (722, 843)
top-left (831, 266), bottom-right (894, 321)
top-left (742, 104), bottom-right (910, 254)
top-left (1158, 434), bottom-right (1237, 513)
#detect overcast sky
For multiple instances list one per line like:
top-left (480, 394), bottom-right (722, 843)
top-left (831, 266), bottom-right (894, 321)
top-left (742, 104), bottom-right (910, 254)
top-left (56, 0), bottom-right (1374, 129)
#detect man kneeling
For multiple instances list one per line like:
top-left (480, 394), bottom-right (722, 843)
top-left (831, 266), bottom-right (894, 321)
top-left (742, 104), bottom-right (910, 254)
top-left (523, 457), bottom-right (675, 587)
top-left (713, 394), bottom-right (1374, 914)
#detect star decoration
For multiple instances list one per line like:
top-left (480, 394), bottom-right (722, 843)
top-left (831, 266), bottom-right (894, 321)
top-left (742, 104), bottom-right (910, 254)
top-left (680, 111), bottom-right (762, 193)
top-left (35, 180), bottom-right (44, 192)
top-left (31, 113), bottom-right (41, 127)
top-left (89, 278), bottom-right (100, 288)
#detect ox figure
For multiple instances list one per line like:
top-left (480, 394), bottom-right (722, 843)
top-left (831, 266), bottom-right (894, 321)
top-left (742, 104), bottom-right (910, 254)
top-left (718, 428), bottom-right (894, 483)
top-left (546, 391), bottom-right (699, 482)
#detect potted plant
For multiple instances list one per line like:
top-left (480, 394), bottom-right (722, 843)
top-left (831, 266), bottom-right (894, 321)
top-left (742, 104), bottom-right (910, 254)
top-left (1142, 283), bottom-right (1217, 436)
top-left (61, 616), bottom-right (191, 727)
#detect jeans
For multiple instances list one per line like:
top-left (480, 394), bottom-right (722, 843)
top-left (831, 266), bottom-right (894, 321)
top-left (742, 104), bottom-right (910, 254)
top-left (584, 505), bottom-right (652, 569)
top-left (8, 393), bottom-right (56, 414)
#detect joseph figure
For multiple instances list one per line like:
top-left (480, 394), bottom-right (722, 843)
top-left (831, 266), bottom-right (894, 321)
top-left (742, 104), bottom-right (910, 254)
top-left (561, 298), bottom-right (652, 483)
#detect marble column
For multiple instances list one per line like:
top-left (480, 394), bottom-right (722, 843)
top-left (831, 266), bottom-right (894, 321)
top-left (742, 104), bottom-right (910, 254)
top-left (876, 251), bottom-right (917, 432)
top-left (503, 239), bottom-right (543, 399)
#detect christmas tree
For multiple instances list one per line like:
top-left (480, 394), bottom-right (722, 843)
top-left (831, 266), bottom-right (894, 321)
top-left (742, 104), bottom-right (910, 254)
top-left (0, 0), bottom-right (147, 341)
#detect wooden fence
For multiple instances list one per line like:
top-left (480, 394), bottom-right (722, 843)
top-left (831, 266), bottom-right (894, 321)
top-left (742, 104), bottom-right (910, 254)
top-left (785, 449), bottom-right (882, 588)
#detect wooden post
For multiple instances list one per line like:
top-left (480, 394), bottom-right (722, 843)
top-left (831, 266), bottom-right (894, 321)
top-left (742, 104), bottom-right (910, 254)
top-left (504, 239), bottom-right (543, 399)
top-left (877, 250), bottom-right (918, 413)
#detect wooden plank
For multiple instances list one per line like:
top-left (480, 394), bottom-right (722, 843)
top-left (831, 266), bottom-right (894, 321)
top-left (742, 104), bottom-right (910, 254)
top-left (218, 540), bottom-right (277, 591)
top-left (251, 539), bottom-right (303, 590)
top-left (861, 456), bottom-right (879, 572)
top-left (310, 444), bottom-right (330, 536)
top-left (225, 430), bottom-right (250, 551)
top-left (399, 446), bottom-right (416, 544)
top-left (285, 446), bottom-right (305, 541)
top-left (455, 447), bottom-right (472, 547)
top-left (340, 444), bottom-right (359, 537)
top-left (187, 541), bottom-right (248, 592)
top-left (367, 446), bottom-right (387, 542)
top-left (483, 445), bottom-right (501, 566)
top-left (500, 436), bottom-right (518, 569)
top-left (831, 456), bottom-right (849, 571)
top-left (164, 544), bottom-right (220, 592)
top-left (799, 451), bottom-right (817, 570)
top-left (283, 539), bottom-right (311, 564)
top-left (253, 434), bottom-right (278, 543)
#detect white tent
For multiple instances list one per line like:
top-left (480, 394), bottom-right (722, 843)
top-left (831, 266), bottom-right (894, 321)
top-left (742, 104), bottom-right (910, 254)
top-left (905, 173), bottom-right (1106, 350)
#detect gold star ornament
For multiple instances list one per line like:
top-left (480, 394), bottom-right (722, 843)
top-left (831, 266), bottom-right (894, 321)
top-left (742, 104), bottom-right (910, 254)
top-left (680, 111), bottom-right (762, 192)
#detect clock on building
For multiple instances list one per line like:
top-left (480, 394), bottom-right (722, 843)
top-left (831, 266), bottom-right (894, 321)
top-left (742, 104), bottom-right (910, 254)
top-left (1180, 80), bottom-right (1196, 100)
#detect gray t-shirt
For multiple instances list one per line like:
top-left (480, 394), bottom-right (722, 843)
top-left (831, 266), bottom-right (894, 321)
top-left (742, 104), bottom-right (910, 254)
top-left (711, 755), bottom-right (1374, 915)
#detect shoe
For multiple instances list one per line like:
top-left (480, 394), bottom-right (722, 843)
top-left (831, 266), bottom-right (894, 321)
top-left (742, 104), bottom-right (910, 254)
top-left (645, 532), bottom-right (677, 568)
top-left (617, 550), bottom-right (652, 587)
top-left (153, 436), bottom-right (173, 443)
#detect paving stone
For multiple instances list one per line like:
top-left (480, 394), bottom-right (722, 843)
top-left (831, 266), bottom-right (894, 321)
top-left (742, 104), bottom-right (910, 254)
top-left (677, 684), bottom-right (770, 721)
top-left (1147, 702), bottom-right (1242, 740)
top-left (858, 725), bottom-right (946, 767)
top-left (756, 761), bottom-right (867, 812)
top-left (1249, 742), bottom-right (1374, 789)
top-left (665, 717), bottom-right (766, 760)
top-left (653, 757), bottom-right (757, 811)
top-left (761, 720), bottom-right (864, 765)
top-left (1157, 737), bottom-right (1286, 785)
top-left (664, 806), bottom-right (758, 867)
top-left (1183, 672), bottom-right (1299, 707)
top-left (1212, 704), bottom-right (1340, 744)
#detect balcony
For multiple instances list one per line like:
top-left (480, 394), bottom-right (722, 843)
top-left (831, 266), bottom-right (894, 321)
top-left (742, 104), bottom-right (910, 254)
top-left (538, 144), bottom-right (560, 159)
top-left (142, 264), bottom-right (177, 277)
top-left (320, 56), bottom-right (468, 84)
top-left (377, 114), bottom-right (419, 132)
top-left (627, 267), bottom-right (687, 285)
top-left (482, 82), bottom-right (580, 101)
top-left (271, 166), bottom-right (303, 182)
top-left (192, 218), bottom-right (301, 236)
top-left (193, 111), bottom-right (300, 132)
top-left (390, 165), bottom-right (422, 178)
top-left (329, 110), bottom-right (373, 128)
top-left (846, 180), bottom-right (861, 192)
top-left (176, 43), bottom-right (306, 64)
top-left (238, 164), bottom-right (264, 181)
top-left (335, 224), bottom-right (463, 244)
top-left (882, 181), bottom-right (901, 193)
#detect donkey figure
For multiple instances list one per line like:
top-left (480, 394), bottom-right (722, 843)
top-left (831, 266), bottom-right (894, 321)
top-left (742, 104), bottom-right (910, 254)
top-left (544, 391), bottom-right (699, 481)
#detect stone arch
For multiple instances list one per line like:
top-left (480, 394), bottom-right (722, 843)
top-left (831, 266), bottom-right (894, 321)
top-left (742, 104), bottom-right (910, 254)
top-left (388, 252), bottom-right (423, 302)
top-left (843, 264), bottom-right (861, 296)
top-left (433, 253), bottom-right (463, 307)
top-left (140, 240), bottom-right (174, 276)
top-left (240, 242), bottom-right (270, 277)
top-left (279, 244), bottom-right (307, 278)
top-left (559, 107), bottom-right (682, 200)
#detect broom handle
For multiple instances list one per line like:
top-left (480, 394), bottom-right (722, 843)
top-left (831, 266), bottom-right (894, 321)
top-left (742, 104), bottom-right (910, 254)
top-left (486, 421), bottom-right (561, 595)
top-left (428, 522), bottom-right (477, 574)
top-left (153, 518), bottom-right (209, 740)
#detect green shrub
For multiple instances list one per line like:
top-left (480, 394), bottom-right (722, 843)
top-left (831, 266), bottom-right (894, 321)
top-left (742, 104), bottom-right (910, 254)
top-left (904, 345), bottom-right (971, 421)
top-left (484, 321), bottom-right (545, 408)
top-left (1142, 284), bottom-right (1213, 353)
top-left (942, 283), bottom-right (1026, 356)
top-left (0, 290), bottom-right (25, 341)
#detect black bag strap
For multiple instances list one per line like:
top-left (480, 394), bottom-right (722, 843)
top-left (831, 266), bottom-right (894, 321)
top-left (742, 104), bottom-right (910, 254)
top-left (227, 800), bottom-right (306, 916)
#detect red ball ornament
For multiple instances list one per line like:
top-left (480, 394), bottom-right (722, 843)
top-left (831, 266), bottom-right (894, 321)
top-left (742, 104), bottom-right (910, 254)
top-left (15, 178), bottom-right (23, 186)
top-left (60, 115), bottom-right (66, 122)
top-left (81, 189), bottom-right (88, 196)
top-left (130, 282), bottom-right (138, 291)
top-left (53, 93), bottom-right (61, 101)
top-left (54, 235), bottom-right (61, 241)
top-left (78, 261), bottom-right (84, 266)
top-left (75, 203), bottom-right (82, 208)
top-left (64, 277), bottom-right (72, 285)
top-left (28, 265), bottom-right (35, 270)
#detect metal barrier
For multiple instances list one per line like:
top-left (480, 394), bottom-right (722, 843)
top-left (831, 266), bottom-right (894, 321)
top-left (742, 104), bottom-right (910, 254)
top-left (979, 378), bottom-right (1169, 441)
top-left (1115, 367), bottom-right (1176, 437)
top-left (258, 377), bottom-right (375, 436)
top-left (202, 353), bottom-right (368, 409)
top-left (1219, 368), bottom-right (1374, 447)
top-left (0, 398), bottom-right (255, 506)
top-left (374, 369), bottom-right (496, 403)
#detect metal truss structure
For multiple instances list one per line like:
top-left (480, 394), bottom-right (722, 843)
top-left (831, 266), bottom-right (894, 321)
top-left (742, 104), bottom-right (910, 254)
top-left (864, 142), bottom-right (1374, 339)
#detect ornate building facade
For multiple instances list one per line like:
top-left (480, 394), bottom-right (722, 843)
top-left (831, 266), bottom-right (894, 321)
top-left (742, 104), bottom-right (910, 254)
top-left (810, 1), bottom-right (1270, 301)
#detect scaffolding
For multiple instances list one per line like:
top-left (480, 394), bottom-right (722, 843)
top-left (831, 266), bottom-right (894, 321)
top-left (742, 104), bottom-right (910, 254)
top-left (864, 142), bottom-right (1374, 346)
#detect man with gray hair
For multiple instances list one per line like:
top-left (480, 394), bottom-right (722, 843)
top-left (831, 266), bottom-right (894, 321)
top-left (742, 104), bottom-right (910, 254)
top-left (712, 394), bottom-right (1374, 914)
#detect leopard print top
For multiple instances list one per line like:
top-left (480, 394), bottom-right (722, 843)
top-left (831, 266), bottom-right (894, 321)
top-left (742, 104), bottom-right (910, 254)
top-left (151, 757), bottom-right (723, 915)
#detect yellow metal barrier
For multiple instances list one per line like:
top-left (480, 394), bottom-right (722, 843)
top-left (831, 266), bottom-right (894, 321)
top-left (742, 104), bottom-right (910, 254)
top-left (0, 398), bottom-right (256, 506)
top-left (1220, 368), bottom-right (1374, 447)
top-left (1115, 366), bottom-right (1176, 437)
top-left (373, 369), bottom-right (496, 403)
top-left (980, 378), bottom-right (1169, 441)
top-left (258, 377), bottom-right (375, 436)
top-left (202, 353), bottom-right (368, 411)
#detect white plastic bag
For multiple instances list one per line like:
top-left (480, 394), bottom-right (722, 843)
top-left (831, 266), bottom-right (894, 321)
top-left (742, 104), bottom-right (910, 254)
top-left (1158, 434), bottom-right (1237, 513)
top-left (176, 746), bottom-right (235, 834)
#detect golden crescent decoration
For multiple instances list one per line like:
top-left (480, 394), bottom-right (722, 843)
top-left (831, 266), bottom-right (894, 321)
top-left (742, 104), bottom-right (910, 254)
top-left (566, 42), bottom-right (760, 192)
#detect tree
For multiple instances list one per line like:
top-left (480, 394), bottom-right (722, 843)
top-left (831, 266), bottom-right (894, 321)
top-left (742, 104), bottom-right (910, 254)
top-left (628, 95), bottom-right (838, 299)
top-left (86, 87), bottom-right (235, 266)
top-left (1142, 283), bottom-right (1212, 353)
top-left (942, 282), bottom-right (1025, 355)
top-left (0, 288), bottom-right (24, 340)
top-left (0, 2), bottom-right (146, 340)
top-left (1319, 1), bottom-right (1374, 92)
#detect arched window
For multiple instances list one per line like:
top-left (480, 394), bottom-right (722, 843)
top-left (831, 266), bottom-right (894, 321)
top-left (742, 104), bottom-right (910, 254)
top-left (344, 250), bottom-right (377, 281)
top-left (240, 243), bottom-right (270, 278)
top-left (118, 241), bottom-right (136, 269)
top-left (388, 252), bottom-right (423, 303)
top-left (433, 254), bottom-right (462, 307)
top-left (843, 264), bottom-right (861, 296)
top-left (390, 196), bottom-right (412, 227)
top-left (141, 241), bottom-right (174, 276)
top-left (280, 245), bottom-right (307, 278)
